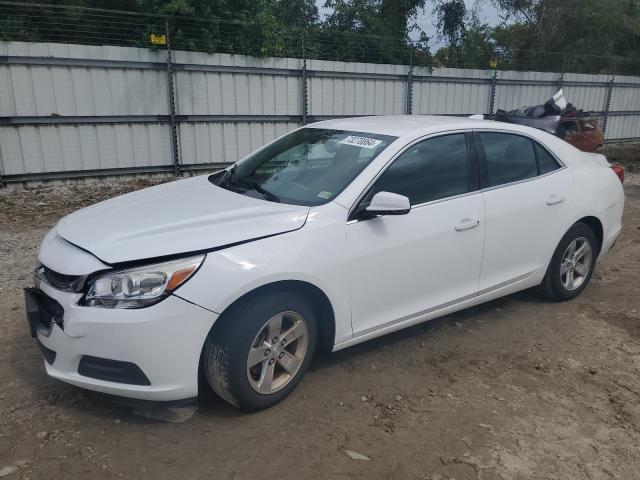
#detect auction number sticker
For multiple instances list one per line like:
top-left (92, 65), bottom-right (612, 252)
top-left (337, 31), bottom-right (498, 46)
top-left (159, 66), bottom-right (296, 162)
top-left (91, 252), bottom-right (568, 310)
top-left (340, 135), bottom-right (383, 149)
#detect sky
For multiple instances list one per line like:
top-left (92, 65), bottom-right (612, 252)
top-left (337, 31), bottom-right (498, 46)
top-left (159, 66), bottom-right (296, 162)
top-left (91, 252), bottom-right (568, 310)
top-left (315, 0), bottom-right (503, 51)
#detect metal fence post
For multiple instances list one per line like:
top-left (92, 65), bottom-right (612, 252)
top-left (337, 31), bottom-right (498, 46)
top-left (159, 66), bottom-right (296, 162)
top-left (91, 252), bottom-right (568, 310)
top-left (165, 17), bottom-right (180, 175)
top-left (301, 32), bottom-right (309, 125)
top-left (406, 44), bottom-right (413, 115)
top-left (558, 53), bottom-right (566, 89)
top-left (488, 69), bottom-right (498, 118)
top-left (602, 73), bottom-right (615, 137)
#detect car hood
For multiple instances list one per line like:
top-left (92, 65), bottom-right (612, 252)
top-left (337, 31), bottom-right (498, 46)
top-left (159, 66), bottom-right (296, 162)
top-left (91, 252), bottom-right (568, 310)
top-left (55, 175), bottom-right (310, 265)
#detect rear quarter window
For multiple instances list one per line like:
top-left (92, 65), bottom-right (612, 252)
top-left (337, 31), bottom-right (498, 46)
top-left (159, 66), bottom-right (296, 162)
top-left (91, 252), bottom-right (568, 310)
top-left (533, 142), bottom-right (561, 175)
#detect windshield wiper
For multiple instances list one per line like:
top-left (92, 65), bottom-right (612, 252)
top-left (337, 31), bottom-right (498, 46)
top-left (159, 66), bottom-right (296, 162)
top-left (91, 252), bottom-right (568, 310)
top-left (237, 179), bottom-right (280, 203)
top-left (210, 165), bottom-right (234, 186)
top-left (212, 165), bottom-right (280, 202)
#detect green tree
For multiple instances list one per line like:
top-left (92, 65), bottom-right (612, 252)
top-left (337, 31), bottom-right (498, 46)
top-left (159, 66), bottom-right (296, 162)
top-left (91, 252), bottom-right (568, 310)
top-left (320, 0), bottom-right (431, 64)
top-left (462, 20), bottom-right (497, 67)
top-left (433, 0), bottom-right (466, 65)
top-left (490, 0), bottom-right (640, 73)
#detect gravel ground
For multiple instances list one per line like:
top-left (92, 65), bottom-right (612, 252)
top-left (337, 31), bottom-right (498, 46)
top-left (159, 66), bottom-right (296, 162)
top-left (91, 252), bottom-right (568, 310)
top-left (1, 157), bottom-right (640, 479)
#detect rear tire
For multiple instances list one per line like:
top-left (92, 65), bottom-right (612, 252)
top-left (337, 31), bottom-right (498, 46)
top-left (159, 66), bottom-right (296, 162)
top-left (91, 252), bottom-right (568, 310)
top-left (537, 223), bottom-right (597, 301)
top-left (202, 290), bottom-right (317, 411)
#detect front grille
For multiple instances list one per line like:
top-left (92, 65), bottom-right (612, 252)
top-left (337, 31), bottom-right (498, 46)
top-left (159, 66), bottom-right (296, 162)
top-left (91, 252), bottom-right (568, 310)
top-left (35, 263), bottom-right (85, 292)
top-left (25, 287), bottom-right (65, 334)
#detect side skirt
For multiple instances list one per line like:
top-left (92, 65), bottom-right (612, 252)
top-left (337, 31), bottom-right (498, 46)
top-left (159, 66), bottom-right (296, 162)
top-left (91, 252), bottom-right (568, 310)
top-left (332, 271), bottom-right (538, 352)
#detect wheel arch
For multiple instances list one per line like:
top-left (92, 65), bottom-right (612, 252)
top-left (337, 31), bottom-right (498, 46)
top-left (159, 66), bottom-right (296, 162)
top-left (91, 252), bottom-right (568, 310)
top-left (575, 215), bottom-right (603, 255)
top-left (197, 279), bottom-right (337, 399)
top-left (209, 280), bottom-right (336, 354)
top-left (540, 214), bottom-right (605, 282)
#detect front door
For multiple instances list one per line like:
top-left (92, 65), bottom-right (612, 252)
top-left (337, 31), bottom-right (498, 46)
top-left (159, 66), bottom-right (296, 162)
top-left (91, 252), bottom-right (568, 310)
top-left (346, 132), bottom-right (486, 336)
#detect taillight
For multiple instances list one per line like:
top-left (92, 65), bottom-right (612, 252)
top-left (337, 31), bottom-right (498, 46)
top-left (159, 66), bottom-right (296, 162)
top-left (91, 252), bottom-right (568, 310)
top-left (611, 165), bottom-right (625, 184)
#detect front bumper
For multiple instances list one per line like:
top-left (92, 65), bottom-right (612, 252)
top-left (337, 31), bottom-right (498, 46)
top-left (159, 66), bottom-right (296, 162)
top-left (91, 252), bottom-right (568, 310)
top-left (28, 281), bottom-right (218, 401)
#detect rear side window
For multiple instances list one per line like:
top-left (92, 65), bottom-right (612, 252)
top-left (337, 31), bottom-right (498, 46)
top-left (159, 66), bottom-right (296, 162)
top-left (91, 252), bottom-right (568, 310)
top-left (533, 142), bottom-right (561, 175)
top-left (478, 133), bottom-right (538, 187)
top-left (368, 133), bottom-right (469, 206)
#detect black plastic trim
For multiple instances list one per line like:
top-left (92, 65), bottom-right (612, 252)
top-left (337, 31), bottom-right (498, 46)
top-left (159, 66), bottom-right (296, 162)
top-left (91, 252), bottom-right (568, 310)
top-left (78, 355), bottom-right (151, 386)
top-left (465, 131), bottom-right (481, 192)
top-left (36, 339), bottom-right (56, 365)
top-left (473, 131), bottom-right (490, 189)
top-left (24, 287), bottom-right (64, 336)
top-left (37, 263), bottom-right (86, 292)
top-left (94, 393), bottom-right (198, 409)
top-left (357, 207), bottom-right (410, 219)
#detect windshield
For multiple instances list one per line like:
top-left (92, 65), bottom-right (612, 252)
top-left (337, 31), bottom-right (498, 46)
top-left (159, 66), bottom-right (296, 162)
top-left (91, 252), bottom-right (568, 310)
top-left (210, 128), bottom-right (397, 206)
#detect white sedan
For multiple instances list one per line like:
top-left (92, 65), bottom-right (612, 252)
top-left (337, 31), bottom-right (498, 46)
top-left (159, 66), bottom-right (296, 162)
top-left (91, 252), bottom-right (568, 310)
top-left (26, 116), bottom-right (625, 410)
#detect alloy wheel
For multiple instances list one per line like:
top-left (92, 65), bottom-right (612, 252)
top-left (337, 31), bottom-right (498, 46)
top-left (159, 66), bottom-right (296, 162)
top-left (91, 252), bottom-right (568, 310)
top-left (560, 237), bottom-right (593, 291)
top-left (246, 311), bottom-right (309, 394)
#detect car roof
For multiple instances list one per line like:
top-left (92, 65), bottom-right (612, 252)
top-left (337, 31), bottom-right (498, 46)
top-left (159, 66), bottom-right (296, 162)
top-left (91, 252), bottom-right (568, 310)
top-left (306, 114), bottom-right (583, 167)
top-left (307, 114), bottom-right (539, 138)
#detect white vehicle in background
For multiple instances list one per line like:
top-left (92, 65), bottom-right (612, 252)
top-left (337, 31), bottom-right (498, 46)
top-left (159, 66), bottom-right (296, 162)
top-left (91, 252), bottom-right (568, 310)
top-left (26, 115), bottom-right (625, 411)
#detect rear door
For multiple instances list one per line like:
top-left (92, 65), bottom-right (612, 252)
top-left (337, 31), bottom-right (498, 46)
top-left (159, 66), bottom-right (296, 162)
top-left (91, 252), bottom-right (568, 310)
top-left (475, 131), bottom-right (573, 292)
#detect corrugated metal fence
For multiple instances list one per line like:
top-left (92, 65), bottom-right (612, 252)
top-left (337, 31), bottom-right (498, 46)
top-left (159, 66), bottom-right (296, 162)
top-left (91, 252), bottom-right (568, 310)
top-left (1, 41), bottom-right (639, 183)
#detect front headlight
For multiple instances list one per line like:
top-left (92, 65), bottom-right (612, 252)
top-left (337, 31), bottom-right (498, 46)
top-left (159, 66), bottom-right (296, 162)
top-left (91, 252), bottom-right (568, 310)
top-left (81, 255), bottom-right (205, 309)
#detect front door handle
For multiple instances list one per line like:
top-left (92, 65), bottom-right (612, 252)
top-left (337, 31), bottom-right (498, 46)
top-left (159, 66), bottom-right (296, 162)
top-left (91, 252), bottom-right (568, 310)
top-left (455, 218), bottom-right (480, 232)
top-left (546, 194), bottom-right (565, 206)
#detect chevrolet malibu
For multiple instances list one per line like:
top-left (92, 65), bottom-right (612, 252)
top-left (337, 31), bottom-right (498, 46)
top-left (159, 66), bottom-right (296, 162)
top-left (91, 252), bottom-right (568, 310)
top-left (26, 116), bottom-right (625, 410)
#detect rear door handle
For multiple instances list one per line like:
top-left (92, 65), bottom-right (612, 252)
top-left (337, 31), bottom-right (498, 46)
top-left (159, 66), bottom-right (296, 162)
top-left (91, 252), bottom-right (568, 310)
top-left (455, 218), bottom-right (480, 232)
top-left (546, 194), bottom-right (565, 206)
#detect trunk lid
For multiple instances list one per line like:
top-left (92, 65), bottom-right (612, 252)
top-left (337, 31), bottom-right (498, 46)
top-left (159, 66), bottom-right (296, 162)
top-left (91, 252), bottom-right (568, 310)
top-left (581, 151), bottom-right (611, 167)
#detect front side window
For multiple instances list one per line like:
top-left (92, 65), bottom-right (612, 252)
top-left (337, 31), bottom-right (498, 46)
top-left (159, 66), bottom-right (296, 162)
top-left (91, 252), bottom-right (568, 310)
top-left (479, 133), bottom-right (538, 187)
top-left (365, 133), bottom-right (470, 206)
top-left (210, 128), bottom-right (396, 206)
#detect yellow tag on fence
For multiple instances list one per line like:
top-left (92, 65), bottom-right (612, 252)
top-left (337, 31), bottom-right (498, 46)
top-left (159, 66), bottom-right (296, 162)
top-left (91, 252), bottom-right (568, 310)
top-left (489, 59), bottom-right (498, 68)
top-left (150, 33), bottom-right (167, 45)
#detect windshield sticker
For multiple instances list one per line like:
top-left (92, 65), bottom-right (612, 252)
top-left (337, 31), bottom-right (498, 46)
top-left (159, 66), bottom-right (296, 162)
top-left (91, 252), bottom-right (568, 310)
top-left (317, 191), bottom-right (333, 199)
top-left (340, 135), bottom-right (383, 149)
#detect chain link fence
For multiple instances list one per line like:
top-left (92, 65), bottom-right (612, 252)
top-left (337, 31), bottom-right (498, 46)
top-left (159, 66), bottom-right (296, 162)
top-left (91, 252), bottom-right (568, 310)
top-left (1, 2), bottom-right (639, 184)
top-left (2, 1), bottom-right (640, 74)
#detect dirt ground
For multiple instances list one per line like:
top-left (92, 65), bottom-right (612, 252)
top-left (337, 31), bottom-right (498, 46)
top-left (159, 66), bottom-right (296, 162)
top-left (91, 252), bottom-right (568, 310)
top-left (1, 146), bottom-right (640, 480)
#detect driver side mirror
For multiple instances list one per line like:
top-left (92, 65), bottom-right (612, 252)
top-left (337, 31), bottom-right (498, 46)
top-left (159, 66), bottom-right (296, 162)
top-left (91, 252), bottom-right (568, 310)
top-left (363, 191), bottom-right (411, 217)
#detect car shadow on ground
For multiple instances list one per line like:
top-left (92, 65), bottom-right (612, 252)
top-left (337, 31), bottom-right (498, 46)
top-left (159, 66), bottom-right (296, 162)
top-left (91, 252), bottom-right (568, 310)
top-left (310, 290), bottom-right (542, 374)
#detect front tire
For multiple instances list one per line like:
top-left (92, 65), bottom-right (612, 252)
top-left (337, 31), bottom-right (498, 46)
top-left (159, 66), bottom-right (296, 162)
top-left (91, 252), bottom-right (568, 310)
top-left (537, 223), bottom-right (597, 301)
top-left (202, 291), bottom-right (317, 411)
